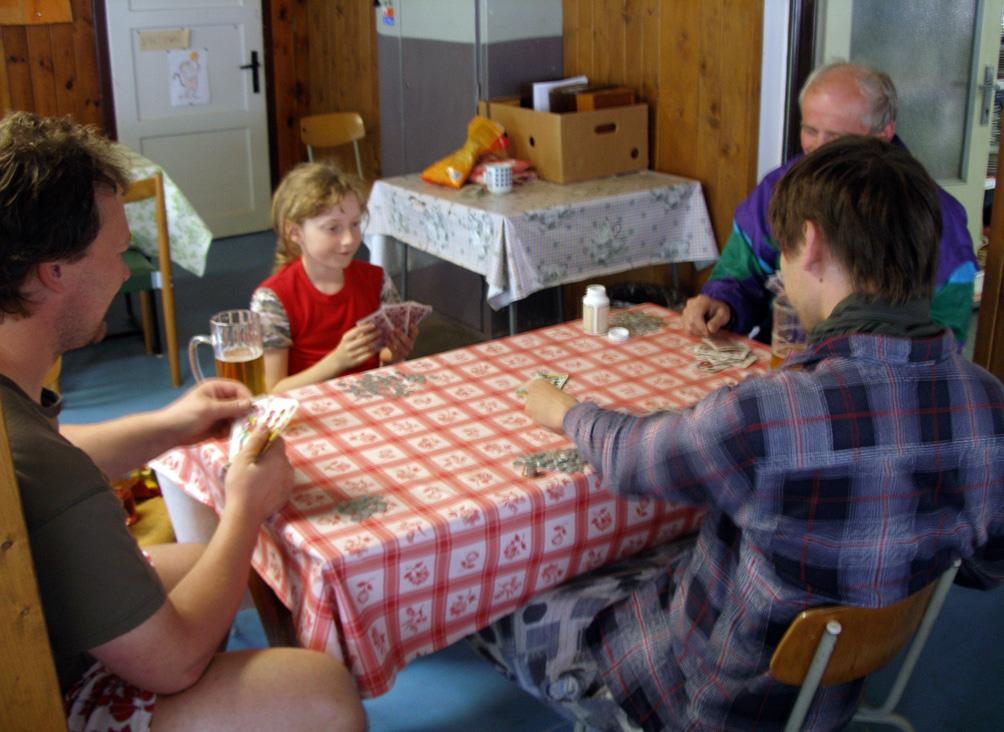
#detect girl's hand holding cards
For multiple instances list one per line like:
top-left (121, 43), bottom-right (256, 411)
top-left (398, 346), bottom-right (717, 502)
top-left (330, 323), bottom-right (382, 374)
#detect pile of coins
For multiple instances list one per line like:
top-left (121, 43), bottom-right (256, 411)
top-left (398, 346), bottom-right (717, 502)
top-left (609, 311), bottom-right (666, 336)
top-left (514, 448), bottom-right (587, 477)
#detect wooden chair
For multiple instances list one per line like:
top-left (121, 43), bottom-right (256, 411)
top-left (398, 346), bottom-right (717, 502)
top-left (0, 401), bottom-right (67, 730)
top-left (299, 112), bottom-right (366, 178)
top-left (770, 559), bottom-right (961, 732)
top-left (120, 172), bottom-right (181, 387)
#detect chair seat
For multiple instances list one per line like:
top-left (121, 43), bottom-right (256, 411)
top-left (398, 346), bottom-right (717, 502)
top-left (119, 248), bottom-right (157, 295)
top-left (771, 560), bottom-right (961, 732)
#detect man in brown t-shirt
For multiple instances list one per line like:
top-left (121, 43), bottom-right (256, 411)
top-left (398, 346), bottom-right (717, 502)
top-left (0, 112), bottom-right (365, 730)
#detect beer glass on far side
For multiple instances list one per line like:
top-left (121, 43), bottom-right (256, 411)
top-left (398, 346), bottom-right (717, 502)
top-left (770, 293), bottom-right (807, 369)
top-left (188, 309), bottom-right (266, 395)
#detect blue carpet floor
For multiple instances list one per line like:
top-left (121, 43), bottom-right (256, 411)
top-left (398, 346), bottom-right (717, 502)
top-left (60, 231), bottom-right (1003, 731)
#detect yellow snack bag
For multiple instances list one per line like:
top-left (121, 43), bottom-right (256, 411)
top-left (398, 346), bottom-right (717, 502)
top-left (421, 116), bottom-right (508, 188)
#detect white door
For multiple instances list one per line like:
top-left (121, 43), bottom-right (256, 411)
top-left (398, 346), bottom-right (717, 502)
top-left (106, 0), bottom-right (271, 238)
top-left (815, 0), bottom-right (1004, 249)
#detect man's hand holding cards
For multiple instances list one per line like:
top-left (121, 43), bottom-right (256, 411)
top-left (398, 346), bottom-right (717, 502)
top-left (229, 396), bottom-right (299, 460)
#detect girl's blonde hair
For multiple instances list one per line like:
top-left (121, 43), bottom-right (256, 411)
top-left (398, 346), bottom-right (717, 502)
top-left (270, 160), bottom-right (366, 273)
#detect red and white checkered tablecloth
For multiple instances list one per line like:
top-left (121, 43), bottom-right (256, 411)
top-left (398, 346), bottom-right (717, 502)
top-left (151, 305), bottom-right (768, 697)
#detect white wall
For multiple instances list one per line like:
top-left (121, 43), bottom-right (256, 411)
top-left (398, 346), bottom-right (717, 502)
top-left (757, 0), bottom-right (791, 179)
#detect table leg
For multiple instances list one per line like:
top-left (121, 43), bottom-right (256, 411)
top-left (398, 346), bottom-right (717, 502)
top-left (247, 571), bottom-right (298, 648)
top-left (400, 240), bottom-right (409, 299)
top-left (508, 300), bottom-right (517, 335)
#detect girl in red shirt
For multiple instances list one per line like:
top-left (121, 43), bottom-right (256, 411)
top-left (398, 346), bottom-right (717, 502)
top-left (251, 162), bottom-right (416, 392)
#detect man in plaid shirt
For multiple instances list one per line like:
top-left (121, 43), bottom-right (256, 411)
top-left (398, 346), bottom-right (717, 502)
top-left (468, 137), bottom-right (1004, 731)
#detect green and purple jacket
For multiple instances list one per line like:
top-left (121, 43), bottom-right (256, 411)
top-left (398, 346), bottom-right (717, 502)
top-left (703, 138), bottom-right (978, 345)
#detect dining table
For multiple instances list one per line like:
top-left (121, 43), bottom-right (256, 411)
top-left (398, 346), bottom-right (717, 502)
top-left (365, 171), bottom-right (719, 332)
top-left (151, 304), bottom-right (769, 697)
top-left (119, 146), bottom-right (214, 277)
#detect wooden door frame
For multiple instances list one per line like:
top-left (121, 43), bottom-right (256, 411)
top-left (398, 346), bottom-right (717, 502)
top-left (91, 0), bottom-right (116, 137)
top-left (974, 177), bottom-right (1004, 378)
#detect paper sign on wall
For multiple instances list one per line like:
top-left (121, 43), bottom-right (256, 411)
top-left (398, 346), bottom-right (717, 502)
top-left (138, 28), bottom-right (190, 52)
top-left (169, 48), bottom-right (210, 107)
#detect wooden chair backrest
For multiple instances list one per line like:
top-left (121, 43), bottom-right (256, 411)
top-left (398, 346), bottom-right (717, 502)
top-left (122, 173), bottom-right (169, 263)
top-left (770, 580), bottom-right (938, 687)
top-left (0, 400), bottom-right (67, 729)
top-left (121, 171), bottom-right (181, 388)
top-left (299, 112), bottom-right (366, 150)
top-left (300, 112), bottom-right (366, 177)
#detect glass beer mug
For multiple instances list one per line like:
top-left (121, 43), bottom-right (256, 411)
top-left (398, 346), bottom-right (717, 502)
top-left (188, 309), bottom-right (266, 395)
top-left (770, 292), bottom-right (807, 369)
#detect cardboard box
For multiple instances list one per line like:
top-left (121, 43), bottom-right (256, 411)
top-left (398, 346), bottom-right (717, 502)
top-left (478, 97), bottom-right (648, 184)
top-left (576, 86), bottom-right (635, 111)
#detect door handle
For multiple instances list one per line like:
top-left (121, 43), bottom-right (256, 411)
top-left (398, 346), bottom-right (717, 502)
top-left (240, 50), bottom-right (261, 94)
top-left (980, 64), bottom-right (995, 126)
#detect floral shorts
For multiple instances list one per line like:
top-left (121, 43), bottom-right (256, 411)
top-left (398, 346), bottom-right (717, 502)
top-left (64, 661), bottom-right (156, 732)
top-left (466, 537), bottom-right (695, 731)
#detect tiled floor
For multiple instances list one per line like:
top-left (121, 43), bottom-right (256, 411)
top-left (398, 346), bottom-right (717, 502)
top-left (61, 231), bottom-right (1004, 731)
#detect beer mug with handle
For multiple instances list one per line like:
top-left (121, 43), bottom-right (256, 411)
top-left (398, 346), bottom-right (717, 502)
top-left (188, 309), bottom-right (266, 395)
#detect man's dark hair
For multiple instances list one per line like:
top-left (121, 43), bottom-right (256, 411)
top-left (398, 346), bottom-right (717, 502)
top-left (0, 111), bottom-right (129, 317)
top-left (769, 136), bottom-right (942, 304)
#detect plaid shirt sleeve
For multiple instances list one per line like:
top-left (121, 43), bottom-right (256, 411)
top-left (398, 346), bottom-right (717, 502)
top-left (564, 382), bottom-right (765, 518)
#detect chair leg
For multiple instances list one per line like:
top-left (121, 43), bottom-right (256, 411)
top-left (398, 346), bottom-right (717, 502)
top-left (153, 200), bottom-right (181, 388)
top-left (158, 274), bottom-right (181, 388)
top-left (784, 620), bottom-right (841, 732)
top-left (138, 290), bottom-right (157, 354)
top-left (852, 706), bottom-right (916, 732)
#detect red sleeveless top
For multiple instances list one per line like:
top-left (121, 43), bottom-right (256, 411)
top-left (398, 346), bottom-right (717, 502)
top-left (260, 259), bottom-right (384, 376)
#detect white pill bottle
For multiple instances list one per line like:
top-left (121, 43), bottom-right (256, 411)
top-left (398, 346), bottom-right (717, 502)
top-left (582, 284), bottom-right (610, 335)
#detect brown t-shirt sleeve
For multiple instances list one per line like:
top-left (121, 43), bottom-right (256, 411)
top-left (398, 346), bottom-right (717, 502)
top-left (31, 488), bottom-right (166, 651)
top-left (3, 378), bottom-right (166, 692)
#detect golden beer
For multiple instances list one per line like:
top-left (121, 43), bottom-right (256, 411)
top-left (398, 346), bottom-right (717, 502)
top-left (770, 344), bottom-right (806, 369)
top-left (215, 346), bottom-right (266, 395)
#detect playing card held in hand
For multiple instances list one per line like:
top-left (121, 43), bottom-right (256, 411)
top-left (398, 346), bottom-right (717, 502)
top-left (357, 301), bottom-right (434, 349)
top-left (357, 308), bottom-right (395, 350)
top-left (229, 396), bottom-right (299, 459)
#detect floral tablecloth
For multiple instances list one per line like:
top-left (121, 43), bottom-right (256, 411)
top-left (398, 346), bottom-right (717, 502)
top-left (150, 305), bottom-right (768, 697)
top-left (120, 147), bottom-right (213, 277)
top-left (366, 171), bottom-right (718, 309)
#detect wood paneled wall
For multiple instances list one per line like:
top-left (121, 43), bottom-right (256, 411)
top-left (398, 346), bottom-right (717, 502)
top-left (0, 0), bottom-right (379, 188)
top-left (563, 0), bottom-right (764, 298)
top-left (0, 0), bottom-right (104, 127)
top-left (269, 0), bottom-right (381, 185)
top-left (2, 1), bottom-right (760, 263)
